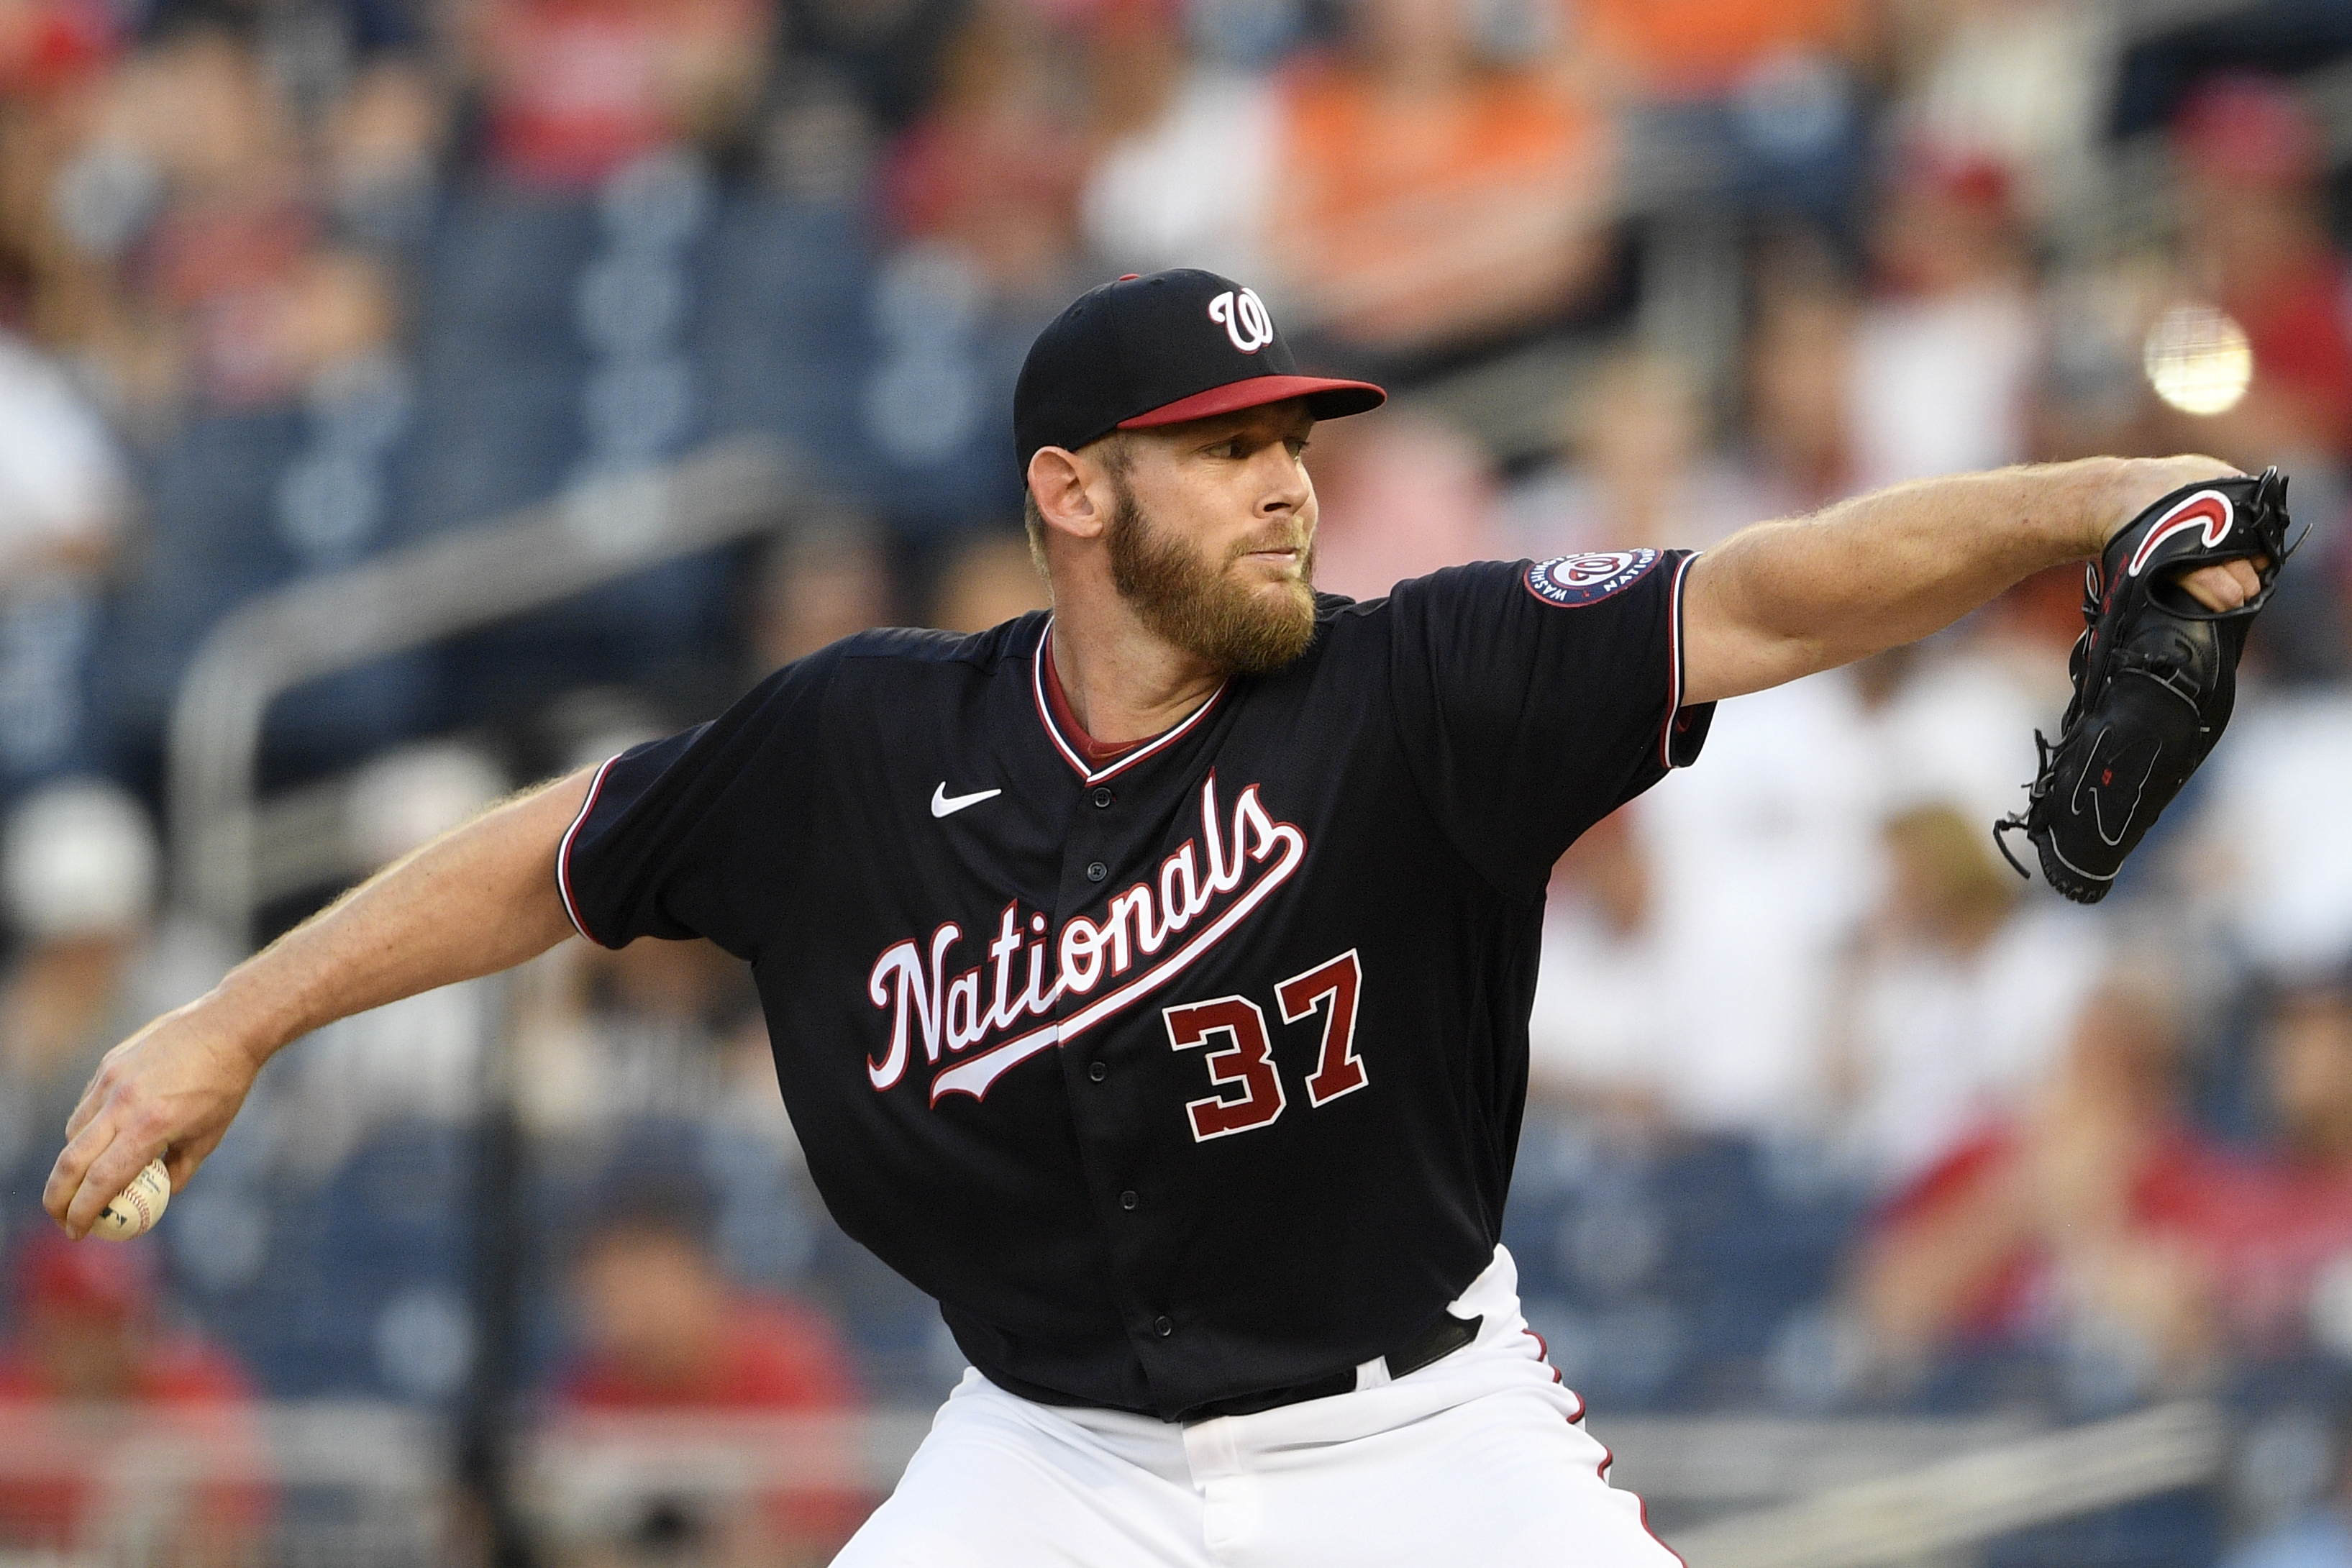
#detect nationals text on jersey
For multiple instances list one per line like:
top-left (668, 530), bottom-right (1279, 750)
top-left (866, 772), bottom-right (1307, 1105)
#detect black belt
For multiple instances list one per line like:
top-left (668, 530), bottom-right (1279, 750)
top-left (1179, 1312), bottom-right (1483, 1424)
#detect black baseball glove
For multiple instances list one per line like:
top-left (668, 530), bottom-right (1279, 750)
top-left (1995, 467), bottom-right (2296, 903)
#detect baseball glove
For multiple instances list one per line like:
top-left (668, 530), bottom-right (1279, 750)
top-left (1995, 466), bottom-right (2296, 904)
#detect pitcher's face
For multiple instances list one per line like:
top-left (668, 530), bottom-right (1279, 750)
top-left (1105, 399), bottom-right (1320, 675)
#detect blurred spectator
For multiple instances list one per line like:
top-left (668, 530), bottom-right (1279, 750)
top-left (0, 1233), bottom-right (269, 1562)
top-left (0, 1), bottom-right (130, 367)
top-left (0, 327), bottom-right (126, 803)
top-left (178, 237), bottom-right (396, 419)
top-left (1856, 968), bottom-right (2352, 1399)
top-left (1581, 0), bottom-right (1874, 227)
top-left (754, 58), bottom-right (880, 204)
top-left (779, 0), bottom-right (962, 132)
top-left (1080, 0), bottom-right (1274, 283)
top-left (1262, 0), bottom-right (1612, 357)
top-left (1524, 257), bottom-right (2035, 1147)
top-left (583, 937), bottom-right (764, 1118)
top-left (109, 25), bottom-right (314, 415)
top-left (465, 0), bottom-right (772, 191)
top-left (1601, 665), bottom-right (1875, 1139)
top-left (747, 519), bottom-right (894, 673)
top-left (2210, 975), bottom-right (2352, 1354)
top-left (1862, 621), bottom-right (2056, 832)
top-left (1602, 628), bottom-right (2048, 1145)
top-left (1846, 138), bottom-right (2038, 490)
top-left (1305, 409), bottom-right (1500, 602)
top-left (1740, 268), bottom-right (1855, 511)
top-left (926, 530), bottom-right (1047, 634)
top-left (1891, 0), bottom-right (2114, 229)
top-left (2191, 691), bottom-right (2352, 984)
top-left (92, 175), bottom-right (427, 783)
top-left (2031, 255), bottom-right (2173, 468)
top-left (28, 19), bottom-right (419, 429)
top-left (2164, 74), bottom-right (2352, 470)
top-left (2156, 76), bottom-right (2352, 678)
top-left (321, 51), bottom-right (447, 251)
top-left (1831, 801), bottom-right (2105, 1190)
top-left (1526, 804), bottom-right (1677, 1130)
top-left (1500, 346), bottom-right (1756, 557)
top-left (1531, 657), bottom-right (2036, 1152)
top-left (145, 0), bottom-right (431, 173)
top-left (2153, 71), bottom-right (2352, 677)
top-left (101, 468), bottom-right (433, 790)
top-left (550, 1178), bottom-right (867, 1564)
top-left (880, 4), bottom-right (1086, 304)
top-left (857, 12), bottom-right (1073, 539)
top-left (1851, 974), bottom-right (2215, 1396)
top-left (0, 780), bottom-right (154, 1088)
top-left (0, 783), bottom-right (224, 1213)
top-left (514, 935), bottom-right (772, 1140)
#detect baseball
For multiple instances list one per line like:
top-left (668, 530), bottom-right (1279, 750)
top-left (2144, 301), bottom-right (2253, 416)
top-left (91, 1157), bottom-right (170, 1241)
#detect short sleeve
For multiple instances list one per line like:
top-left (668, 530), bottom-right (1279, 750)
top-left (1385, 551), bottom-right (1714, 895)
top-left (556, 648), bottom-right (841, 957)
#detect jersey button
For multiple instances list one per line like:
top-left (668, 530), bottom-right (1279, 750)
top-left (1153, 1315), bottom-right (1174, 1338)
top-left (1092, 787), bottom-right (1114, 808)
top-left (1088, 1062), bottom-right (1107, 1082)
top-left (1119, 1190), bottom-right (1137, 1210)
top-left (1085, 860), bottom-right (1108, 882)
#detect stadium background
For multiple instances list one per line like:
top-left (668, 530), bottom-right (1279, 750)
top-left (1, 0), bottom-right (2352, 1562)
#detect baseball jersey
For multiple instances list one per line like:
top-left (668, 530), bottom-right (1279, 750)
top-left (557, 548), bottom-right (1714, 1420)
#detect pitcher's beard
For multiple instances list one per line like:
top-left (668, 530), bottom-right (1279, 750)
top-left (1103, 487), bottom-right (1318, 675)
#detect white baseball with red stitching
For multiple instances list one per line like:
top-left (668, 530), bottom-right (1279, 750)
top-left (91, 1157), bottom-right (170, 1241)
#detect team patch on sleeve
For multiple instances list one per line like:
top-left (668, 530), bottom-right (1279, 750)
top-left (1523, 550), bottom-right (1662, 607)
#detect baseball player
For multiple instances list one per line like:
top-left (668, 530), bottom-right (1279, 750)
top-left (47, 270), bottom-right (2264, 1566)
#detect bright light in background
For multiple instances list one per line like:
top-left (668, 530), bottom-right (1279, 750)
top-left (2143, 301), bottom-right (2253, 416)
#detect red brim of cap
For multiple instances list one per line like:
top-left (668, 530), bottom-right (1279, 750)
top-left (1117, 374), bottom-right (1386, 430)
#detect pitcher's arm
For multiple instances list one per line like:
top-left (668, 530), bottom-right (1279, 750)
top-left (1680, 456), bottom-right (2261, 704)
top-left (44, 767), bottom-right (596, 1236)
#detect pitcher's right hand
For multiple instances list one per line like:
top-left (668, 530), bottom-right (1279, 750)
top-left (45, 1003), bottom-right (265, 1239)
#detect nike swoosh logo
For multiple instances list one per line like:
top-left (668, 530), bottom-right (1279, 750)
top-left (2073, 726), bottom-right (2161, 848)
top-left (931, 783), bottom-right (1002, 819)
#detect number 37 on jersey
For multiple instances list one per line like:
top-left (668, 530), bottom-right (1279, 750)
top-left (1164, 949), bottom-right (1367, 1142)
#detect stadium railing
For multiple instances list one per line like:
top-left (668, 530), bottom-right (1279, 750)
top-left (165, 436), bottom-right (803, 944)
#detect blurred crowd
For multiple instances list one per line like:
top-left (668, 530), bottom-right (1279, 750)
top-left (0, 0), bottom-right (2351, 1561)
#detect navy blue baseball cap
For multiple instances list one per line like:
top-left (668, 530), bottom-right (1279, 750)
top-left (1013, 269), bottom-right (1386, 468)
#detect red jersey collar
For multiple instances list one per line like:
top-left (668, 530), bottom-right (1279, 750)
top-left (1031, 619), bottom-right (1226, 785)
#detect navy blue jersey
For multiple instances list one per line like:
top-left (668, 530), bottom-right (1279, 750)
top-left (558, 550), bottom-right (1713, 1418)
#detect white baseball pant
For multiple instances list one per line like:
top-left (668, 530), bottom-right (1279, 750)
top-left (832, 1246), bottom-right (1680, 1567)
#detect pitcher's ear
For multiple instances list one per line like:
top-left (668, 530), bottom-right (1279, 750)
top-left (1027, 447), bottom-right (1107, 542)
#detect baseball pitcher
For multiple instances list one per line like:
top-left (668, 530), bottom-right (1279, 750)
top-left (47, 270), bottom-right (2281, 1565)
